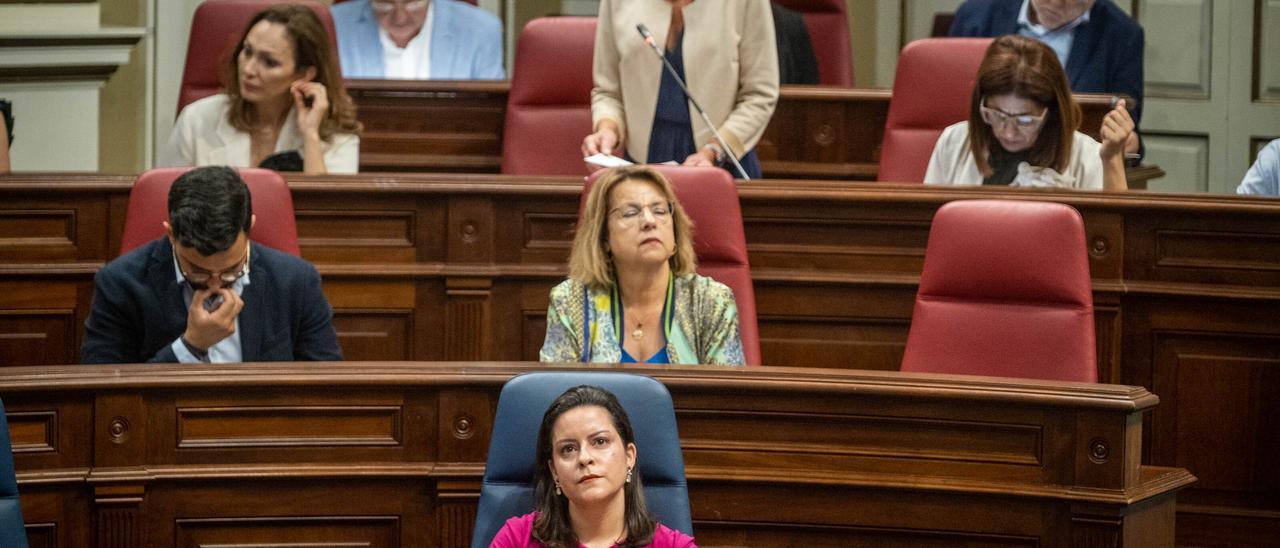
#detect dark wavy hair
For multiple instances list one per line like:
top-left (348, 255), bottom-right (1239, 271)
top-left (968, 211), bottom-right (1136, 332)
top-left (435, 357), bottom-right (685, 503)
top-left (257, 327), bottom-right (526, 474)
top-left (221, 3), bottom-right (361, 141)
top-left (532, 385), bottom-right (656, 547)
top-left (168, 166), bottom-right (253, 256)
top-left (968, 34), bottom-right (1081, 176)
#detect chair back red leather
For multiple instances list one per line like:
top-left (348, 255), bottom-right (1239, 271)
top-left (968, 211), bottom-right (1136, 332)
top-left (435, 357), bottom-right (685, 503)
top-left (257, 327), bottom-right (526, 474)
top-left (901, 200), bottom-right (1096, 382)
top-left (177, 0), bottom-right (336, 116)
top-left (501, 17), bottom-right (596, 176)
top-left (584, 166), bottom-right (760, 366)
top-left (120, 168), bottom-right (301, 257)
top-left (772, 0), bottom-right (854, 86)
top-left (878, 38), bottom-right (991, 183)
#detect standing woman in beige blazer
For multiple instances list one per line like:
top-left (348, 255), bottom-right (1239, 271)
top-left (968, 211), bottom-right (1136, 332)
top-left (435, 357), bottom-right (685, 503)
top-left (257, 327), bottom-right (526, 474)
top-left (583, 0), bottom-right (779, 179)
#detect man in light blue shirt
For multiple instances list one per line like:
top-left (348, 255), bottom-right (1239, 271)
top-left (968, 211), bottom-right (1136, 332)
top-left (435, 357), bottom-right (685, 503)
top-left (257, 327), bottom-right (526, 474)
top-left (332, 0), bottom-right (504, 80)
top-left (1237, 139), bottom-right (1280, 196)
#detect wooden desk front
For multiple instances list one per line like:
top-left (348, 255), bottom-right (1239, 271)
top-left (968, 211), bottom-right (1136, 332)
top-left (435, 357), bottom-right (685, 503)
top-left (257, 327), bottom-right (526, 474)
top-left (347, 81), bottom-right (1154, 184)
top-left (0, 362), bottom-right (1190, 547)
top-left (0, 174), bottom-right (1275, 545)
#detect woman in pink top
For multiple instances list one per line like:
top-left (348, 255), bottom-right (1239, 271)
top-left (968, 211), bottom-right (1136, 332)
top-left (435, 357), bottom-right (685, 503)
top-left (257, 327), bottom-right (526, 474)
top-left (489, 385), bottom-right (696, 548)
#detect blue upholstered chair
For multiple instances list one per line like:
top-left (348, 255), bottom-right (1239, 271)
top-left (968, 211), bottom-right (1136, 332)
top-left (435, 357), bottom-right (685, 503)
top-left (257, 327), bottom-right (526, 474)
top-left (0, 399), bottom-right (30, 548)
top-left (470, 372), bottom-right (691, 547)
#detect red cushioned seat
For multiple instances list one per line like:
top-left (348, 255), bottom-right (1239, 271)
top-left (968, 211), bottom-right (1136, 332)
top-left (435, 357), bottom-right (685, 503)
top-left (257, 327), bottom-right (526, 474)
top-left (772, 0), bottom-right (854, 86)
top-left (901, 200), bottom-right (1096, 382)
top-left (177, 0), bottom-right (336, 116)
top-left (585, 166), bottom-right (761, 366)
top-left (878, 38), bottom-right (992, 183)
top-left (501, 17), bottom-right (596, 176)
top-left (120, 168), bottom-right (301, 257)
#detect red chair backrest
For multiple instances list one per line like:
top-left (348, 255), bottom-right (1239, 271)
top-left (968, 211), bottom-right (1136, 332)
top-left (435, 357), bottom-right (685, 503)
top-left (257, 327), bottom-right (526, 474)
top-left (501, 16), bottom-right (596, 176)
top-left (878, 38), bottom-right (992, 183)
top-left (901, 200), bottom-right (1096, 382)
top-left (120, 168), bottom-right (301, 257)
top-left (177, 0), bottom-right (337, 116)
top-left (584, 166), bottom-right (761, 366)
top-left (771, 0), bottom-right (854, 86)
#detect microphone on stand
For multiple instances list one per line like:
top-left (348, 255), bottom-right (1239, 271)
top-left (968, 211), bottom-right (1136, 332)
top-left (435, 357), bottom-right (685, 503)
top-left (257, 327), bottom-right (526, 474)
top-left (636, 23), bottom-right (751, 181)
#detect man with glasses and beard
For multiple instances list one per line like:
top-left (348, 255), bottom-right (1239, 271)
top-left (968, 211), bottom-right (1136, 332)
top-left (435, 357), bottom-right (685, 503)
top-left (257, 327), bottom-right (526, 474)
top-left (82, 166), bottom-right (341, 364)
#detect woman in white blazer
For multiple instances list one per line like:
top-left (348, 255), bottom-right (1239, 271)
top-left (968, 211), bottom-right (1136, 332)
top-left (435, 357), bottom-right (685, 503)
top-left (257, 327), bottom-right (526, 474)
top-left (582, 0), bottom-right (779, 179)
top-left (163, 5), bottom-right (361, 174)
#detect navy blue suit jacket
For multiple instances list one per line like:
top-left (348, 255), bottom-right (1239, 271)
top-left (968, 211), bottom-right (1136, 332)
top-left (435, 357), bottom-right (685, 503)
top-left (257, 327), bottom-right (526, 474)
top-left (81, 238), bottom-right (342, 364)
top-left (949, 0), bottom-right (1144, 125)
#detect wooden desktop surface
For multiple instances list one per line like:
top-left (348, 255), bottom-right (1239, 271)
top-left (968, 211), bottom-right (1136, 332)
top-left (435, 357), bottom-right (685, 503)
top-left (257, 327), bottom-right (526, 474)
top-left (0, 361), bottom-right (1191, 547)
top-left (0, 173), bottom-right (1275, 545)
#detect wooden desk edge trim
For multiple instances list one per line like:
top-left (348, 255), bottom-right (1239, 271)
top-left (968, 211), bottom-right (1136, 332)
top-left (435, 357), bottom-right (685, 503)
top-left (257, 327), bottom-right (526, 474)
top-left (0, 362), bottom-right (1157, 412)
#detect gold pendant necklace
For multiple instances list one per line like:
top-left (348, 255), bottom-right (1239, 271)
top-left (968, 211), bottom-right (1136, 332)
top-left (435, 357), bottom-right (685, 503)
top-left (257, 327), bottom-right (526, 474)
top-left (632, 323), bottom-right (644, 341)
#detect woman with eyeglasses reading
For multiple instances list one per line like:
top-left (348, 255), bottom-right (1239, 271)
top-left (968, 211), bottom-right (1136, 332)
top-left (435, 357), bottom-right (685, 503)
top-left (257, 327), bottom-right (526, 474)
top-left (924, 34), bottom-right (1133, 190)
top-left (539, 166), bottom-right (744, 365)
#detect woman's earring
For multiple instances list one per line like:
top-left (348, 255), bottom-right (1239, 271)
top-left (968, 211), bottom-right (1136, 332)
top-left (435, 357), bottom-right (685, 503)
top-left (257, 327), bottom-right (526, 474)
top-left (625, 467), bottom-right (632, 484)
top-left (555, 480), bottom-right (562, 495)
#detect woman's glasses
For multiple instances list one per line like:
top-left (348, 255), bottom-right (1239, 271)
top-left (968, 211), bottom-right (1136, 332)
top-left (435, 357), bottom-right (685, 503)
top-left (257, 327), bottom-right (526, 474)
top-left (980, 102), bottom-right (1048, 134)
top-left (371, 0), bottom-right (428, 14)
top-left (609, 202), bottom-right (673, 227)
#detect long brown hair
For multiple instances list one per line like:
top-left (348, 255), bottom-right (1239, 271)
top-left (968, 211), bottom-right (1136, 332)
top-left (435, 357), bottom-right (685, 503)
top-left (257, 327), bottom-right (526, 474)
top-left (532, 385), bottom-right (656, 548)
top-left (569, 166), bottom-right (697, 291)
top-left (221, 3), bottom-right (361, 141)
top-left (968, 35), bottom-right (1080, 176)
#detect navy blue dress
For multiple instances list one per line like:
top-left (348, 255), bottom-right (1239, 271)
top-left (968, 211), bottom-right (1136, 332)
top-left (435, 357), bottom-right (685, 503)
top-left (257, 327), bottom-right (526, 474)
top-left (645, 31), bottom-right (761, 179)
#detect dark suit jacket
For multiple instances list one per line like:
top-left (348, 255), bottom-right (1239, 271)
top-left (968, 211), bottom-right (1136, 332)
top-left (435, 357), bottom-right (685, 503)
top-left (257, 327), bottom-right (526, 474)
top-left (949, 0), bottom-right (1145, 125)
top-left (772, 4), bottom-right (819, 85)
top-left (81, 238), bottom-right (342, 364)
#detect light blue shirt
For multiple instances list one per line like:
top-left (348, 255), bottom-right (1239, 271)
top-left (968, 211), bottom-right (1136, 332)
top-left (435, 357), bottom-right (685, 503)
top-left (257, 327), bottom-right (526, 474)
top-left (1017, 0), bottom-right (1091, 68)
top-left (169, 246), bottom-right (249, 363)
top-left (1237, 139), bottom-right (1280, 196)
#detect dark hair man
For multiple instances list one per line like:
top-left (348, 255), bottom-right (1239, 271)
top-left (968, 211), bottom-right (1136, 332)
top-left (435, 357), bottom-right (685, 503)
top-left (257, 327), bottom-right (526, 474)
top-left (82, 166), bottom-right (342, 363)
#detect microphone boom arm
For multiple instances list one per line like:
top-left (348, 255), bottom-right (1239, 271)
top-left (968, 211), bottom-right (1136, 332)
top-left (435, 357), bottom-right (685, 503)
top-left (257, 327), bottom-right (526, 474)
top-left (636, 24), bottom-right (751, 181)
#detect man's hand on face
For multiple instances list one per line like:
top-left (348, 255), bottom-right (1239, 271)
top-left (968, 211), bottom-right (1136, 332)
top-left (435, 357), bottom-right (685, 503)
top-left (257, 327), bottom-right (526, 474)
top-left (182, 287), bottom-right (245, 350)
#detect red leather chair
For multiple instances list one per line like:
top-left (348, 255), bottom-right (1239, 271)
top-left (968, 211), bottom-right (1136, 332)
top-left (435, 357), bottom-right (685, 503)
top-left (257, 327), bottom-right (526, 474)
top-left (878, 38), bottom-right (992, 183)
top-left (119, 168), bottom-right (301, 257)
top-left (177, 0), bottom-right (336, 116)
top-left (584, 166), bottom-right (761, 366)
top-left (772, 0), bottom-right (854, 86)
top-left (901, 200), bottom-right (1096, 382)
top-left (501, 17), bottom-right (596, 176)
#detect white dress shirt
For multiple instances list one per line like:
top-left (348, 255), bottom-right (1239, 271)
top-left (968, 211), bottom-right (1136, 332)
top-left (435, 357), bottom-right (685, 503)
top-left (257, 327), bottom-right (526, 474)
top-left (378, 2), bottom-right (434, 79)
top-left (168, 245), bottom-right (250, 363)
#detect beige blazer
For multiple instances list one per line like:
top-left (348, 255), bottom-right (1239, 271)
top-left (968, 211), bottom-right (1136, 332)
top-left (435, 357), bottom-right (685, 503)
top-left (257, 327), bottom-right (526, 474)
top-left (161, 94), bottom-right (360, 174)
top-left (592, 0), bottom-right (779, 162)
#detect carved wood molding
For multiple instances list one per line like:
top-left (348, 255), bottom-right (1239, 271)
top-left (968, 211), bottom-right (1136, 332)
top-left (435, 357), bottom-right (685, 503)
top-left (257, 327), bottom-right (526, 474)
top-left (0, 30), bottom-right (142, 84)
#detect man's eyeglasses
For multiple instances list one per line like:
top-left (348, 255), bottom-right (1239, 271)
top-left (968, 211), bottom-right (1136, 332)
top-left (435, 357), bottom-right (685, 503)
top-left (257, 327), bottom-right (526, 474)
top-left (980, 101), bottom-right (1048, 133)
top-left (609, 202), bottom-right (673, 227)
top-left (371, 0), bottom-right (428, 14)
top-left (178, 247), bottom-right (250, 289)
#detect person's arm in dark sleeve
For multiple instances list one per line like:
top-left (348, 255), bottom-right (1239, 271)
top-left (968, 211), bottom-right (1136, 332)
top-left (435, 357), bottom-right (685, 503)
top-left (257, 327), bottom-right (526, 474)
top-left (291, 266), bottom-right (343, 361)
top-left (81, 268), bottom-right (179, 364)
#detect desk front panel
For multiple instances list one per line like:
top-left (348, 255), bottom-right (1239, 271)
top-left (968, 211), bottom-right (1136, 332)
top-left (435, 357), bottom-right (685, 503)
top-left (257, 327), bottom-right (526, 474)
top-left (0, 362), bottom-right (1187, 547)
top-left (1, 174), bottom-right (1276, 544)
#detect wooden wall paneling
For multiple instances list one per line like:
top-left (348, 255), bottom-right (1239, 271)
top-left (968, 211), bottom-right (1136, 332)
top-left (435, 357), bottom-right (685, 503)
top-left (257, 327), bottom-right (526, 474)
top-left (752, 279), bottom-right (915, 370)
top-left (756, 87), bottom-right (891, 180)
top-left (323, 279), bottom-right (418, 361)
top-left (346, 80), bottom-right (508, 173)
top-left (0, 362), bottom-right (1194, 546)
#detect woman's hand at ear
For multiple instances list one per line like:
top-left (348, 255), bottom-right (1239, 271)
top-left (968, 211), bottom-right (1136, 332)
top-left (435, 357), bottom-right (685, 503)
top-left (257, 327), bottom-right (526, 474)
top-left (292, 81), bottom-right (330, 175)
